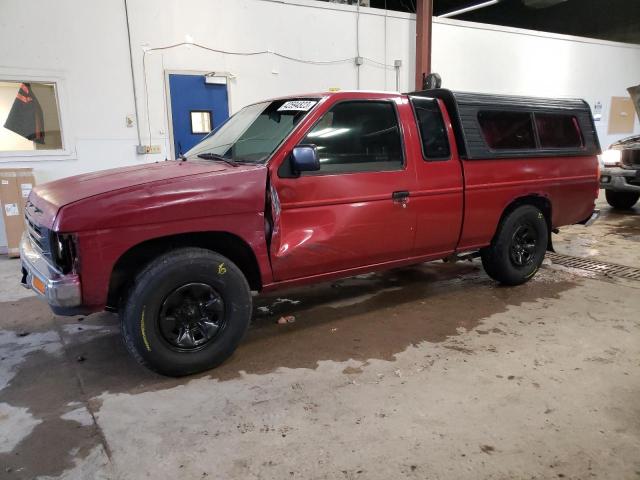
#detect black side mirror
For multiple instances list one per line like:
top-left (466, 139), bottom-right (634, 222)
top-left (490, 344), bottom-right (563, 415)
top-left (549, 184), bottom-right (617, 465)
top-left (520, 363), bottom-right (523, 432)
top-left (291, 145), bottom-right (320, 174)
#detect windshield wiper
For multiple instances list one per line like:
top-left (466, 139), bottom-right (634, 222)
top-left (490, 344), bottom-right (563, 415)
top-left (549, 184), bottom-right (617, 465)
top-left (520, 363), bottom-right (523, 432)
top-left (197, 153), bottom-right (238, 167)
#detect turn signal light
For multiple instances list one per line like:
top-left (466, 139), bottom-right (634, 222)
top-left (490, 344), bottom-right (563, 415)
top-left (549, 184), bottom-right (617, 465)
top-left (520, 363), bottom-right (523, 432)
top-left (32, 276), bottom-right (46, 295)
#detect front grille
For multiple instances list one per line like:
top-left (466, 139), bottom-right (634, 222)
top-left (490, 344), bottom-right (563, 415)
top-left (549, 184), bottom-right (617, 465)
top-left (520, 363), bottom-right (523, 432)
top-left (626, 177), bottom-right (640, 187)
top-left (24, 202), bottom-right (51, 257)
top-left (620, 149), bottom-right (640, 169)
top-left (25, 215), bottom-right (46, 252)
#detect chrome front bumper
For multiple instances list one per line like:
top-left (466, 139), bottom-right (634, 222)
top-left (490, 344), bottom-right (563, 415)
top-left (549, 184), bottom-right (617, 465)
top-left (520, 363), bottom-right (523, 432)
top-left (600, 167), bottom-right (640, 193)
top-left (20, 232), bottom-right (82, 308)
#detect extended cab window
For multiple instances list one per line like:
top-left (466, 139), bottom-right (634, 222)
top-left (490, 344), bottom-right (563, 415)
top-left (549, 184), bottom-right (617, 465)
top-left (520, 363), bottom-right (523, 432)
top-left (411, 97), bottom-right (450, 160)
top-left (535, 113), bottom-right (583, 149)
top-left (301, 101), bottom-right (403, 174)
top-left (478, 111), bottom-right (535, 150)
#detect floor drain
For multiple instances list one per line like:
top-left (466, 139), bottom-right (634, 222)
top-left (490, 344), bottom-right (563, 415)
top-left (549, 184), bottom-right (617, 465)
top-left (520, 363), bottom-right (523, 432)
top-left (546, 252), bottom-right (640, 281)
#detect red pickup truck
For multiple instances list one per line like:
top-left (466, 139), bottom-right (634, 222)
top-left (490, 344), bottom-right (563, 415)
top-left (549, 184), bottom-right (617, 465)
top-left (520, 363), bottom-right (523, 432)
top-left (20, 89), bottom-right (600, 376)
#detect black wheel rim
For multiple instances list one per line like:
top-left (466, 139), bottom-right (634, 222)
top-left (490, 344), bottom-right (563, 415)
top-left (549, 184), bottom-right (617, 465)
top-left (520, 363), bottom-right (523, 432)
top-left (510, 223), bottom-right (538, 267)
top-left (158, 283), bottom-right (225, 351)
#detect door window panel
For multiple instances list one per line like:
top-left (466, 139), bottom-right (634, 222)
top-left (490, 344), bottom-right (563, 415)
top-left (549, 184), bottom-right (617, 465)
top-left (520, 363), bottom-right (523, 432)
top-left (477, 111), bottom-right (535, 150)
top-left (302, 101), bottom-right (403, 174)
top-left (190, 110), bottom-right (212, 134)
top-left (411, 97), bottom-right (450, 160)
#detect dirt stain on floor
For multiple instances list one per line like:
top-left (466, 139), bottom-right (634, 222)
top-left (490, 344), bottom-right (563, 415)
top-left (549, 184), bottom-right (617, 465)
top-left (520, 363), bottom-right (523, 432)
top-left (0, 339), bottom-right (103, 479)
top-left (222, 263), bottom-right (577, 380)
top-left (0, 295), bottom-right (58, 332)
top-left (2, 263), bottom-right (580, 393)
top-left (609, 216), bottom-right (640, 240)
top-left (0, 261), bottom-right (578, 478)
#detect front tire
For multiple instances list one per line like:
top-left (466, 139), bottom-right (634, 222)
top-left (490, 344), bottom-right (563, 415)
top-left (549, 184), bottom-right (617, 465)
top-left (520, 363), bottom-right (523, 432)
top-left (481, 205), bottom-right (548, 286)
top-left (121, 248), bottom-right (252, 377)
top-left (605, 190), bottom-right (639, 210)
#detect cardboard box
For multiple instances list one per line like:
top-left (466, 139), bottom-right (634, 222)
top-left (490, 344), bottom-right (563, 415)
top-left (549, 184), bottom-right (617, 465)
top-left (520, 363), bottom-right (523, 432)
top-left (608, 96), bottom-right (636, 134)
top-left (0, 168), bottom-right (36, 257)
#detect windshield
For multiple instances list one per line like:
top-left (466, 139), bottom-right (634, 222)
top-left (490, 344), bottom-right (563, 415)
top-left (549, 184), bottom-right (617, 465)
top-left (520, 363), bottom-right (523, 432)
top-left (185, 98), bottom-right (319, 162)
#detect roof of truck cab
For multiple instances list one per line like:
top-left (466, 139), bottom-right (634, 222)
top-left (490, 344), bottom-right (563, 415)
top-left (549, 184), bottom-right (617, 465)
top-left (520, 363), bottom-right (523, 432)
top-left (264, 90), bottom-right (404, 102)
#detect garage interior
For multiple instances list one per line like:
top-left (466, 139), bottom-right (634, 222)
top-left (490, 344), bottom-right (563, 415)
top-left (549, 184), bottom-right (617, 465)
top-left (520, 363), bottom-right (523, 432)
top-left (1, 0), bottom-right (640, 478)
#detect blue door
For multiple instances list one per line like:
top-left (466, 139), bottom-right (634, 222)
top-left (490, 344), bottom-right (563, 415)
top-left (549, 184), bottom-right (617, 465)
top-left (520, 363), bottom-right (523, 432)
top-left (169, 74), bottom-right (230, 157)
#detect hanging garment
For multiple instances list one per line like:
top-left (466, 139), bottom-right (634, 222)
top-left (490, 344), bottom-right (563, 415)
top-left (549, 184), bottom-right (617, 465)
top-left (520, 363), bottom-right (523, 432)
top-left (3, 83), bottom-right (45, 144)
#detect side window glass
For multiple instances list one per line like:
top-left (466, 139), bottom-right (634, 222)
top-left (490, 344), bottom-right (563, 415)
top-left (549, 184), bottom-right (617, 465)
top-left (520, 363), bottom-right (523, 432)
top-left (301, 101), bottom-right (403, 174)
top-left (477, 111), bottom-right (536, 150)
top-left (535, 113), bottom-right (583, 149)
top-left (411, 97), bottom-right (450, 160)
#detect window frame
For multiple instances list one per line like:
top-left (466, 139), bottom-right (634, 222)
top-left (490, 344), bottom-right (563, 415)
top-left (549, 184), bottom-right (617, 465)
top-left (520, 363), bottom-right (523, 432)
top-left (297, 99), bottom-right (407, 177)
top-left (409, 96), bottom-right (451, 162)
top-left (0, 70), bottom-right (72, 161)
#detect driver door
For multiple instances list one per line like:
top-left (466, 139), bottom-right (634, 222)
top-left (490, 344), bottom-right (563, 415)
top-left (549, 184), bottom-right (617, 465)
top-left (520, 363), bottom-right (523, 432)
top-left (269, 96), bottom-right (417, 282)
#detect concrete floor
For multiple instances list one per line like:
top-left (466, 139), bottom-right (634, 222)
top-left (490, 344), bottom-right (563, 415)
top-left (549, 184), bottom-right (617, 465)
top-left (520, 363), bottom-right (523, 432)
top-left (1, 196), bottom-right (639, 480)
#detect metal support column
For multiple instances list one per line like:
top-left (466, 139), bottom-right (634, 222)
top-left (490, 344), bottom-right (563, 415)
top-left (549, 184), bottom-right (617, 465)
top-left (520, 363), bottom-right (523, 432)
top-left (415, 0), bottom-right (433, 91)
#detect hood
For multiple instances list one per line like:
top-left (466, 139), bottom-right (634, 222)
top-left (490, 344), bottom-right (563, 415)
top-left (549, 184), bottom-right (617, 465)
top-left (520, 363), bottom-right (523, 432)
top-left (607, 85), bottom-right (640, 154)
top-left (628, 84), bottom-right (640, 123)
top-left (33, 160), bottom-right (230, 210)
top-left (610, 134), bottom-right (640, 150)
top-left (29, 160), bottom-right (268, 231)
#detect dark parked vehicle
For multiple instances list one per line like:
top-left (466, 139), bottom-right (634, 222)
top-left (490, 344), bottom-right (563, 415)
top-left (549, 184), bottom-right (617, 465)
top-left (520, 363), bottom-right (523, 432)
top-left (21, 89), bottom-right (600, 376)
top-left (600, 85), bottom-right (640, 209)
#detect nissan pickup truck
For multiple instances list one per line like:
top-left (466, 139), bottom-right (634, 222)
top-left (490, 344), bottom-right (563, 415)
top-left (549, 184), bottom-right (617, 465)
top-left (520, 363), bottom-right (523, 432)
top-left (20, 89), bottom-right (601, 376)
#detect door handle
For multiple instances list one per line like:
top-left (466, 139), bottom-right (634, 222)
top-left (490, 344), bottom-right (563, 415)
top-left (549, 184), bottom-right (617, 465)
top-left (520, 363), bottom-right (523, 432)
top-left (392, 191), bottom-right (410, 201)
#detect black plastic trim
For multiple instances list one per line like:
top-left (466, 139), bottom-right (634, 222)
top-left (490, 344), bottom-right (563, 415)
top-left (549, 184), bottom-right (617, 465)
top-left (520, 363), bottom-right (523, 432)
top-left (408, 96), bottom-right (452, 162)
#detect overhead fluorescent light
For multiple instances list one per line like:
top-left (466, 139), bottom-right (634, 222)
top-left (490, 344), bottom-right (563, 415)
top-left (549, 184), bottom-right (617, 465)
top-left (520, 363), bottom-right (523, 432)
top-left (319, 128), bottom-right (350, 138)
top-left (439, 0), bottom-right (500, 18)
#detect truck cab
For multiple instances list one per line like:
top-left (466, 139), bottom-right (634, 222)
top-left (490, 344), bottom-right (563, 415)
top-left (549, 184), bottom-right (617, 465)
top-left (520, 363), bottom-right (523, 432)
top-left (20, 89), bottom-right (600, 376)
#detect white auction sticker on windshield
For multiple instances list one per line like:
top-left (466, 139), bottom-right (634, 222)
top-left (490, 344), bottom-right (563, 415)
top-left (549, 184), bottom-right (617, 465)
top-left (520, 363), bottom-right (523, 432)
top-left (278, 100), bottom-right (317, 112)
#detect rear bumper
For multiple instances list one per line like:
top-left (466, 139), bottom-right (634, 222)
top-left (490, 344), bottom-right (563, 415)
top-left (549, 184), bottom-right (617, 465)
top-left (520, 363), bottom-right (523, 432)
top-left (600, 167), bottom-right (640, 193)
top-left (20, 232), bottom-right (82, 309)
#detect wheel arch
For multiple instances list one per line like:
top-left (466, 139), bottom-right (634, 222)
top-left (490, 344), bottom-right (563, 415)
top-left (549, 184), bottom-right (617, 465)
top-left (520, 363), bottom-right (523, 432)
top-left (493, 194), bottom-right (554, 251)
top-left (106, 231), bottom-right (262, 310)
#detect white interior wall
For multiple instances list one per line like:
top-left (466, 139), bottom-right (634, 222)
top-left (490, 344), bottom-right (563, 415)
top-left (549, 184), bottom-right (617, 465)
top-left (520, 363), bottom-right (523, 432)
top-left (0, 0), bottom-right (638, 183)
top-left (432, 18), bottom-right (640, 147)
top-left (0, 0), bottom-right (139, 182)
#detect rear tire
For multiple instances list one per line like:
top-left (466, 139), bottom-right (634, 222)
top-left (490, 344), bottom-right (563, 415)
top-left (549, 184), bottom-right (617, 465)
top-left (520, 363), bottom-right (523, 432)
top-left (605, 190), bottom-right (639, 210)
top-left (481, 205), bottom-right (548, 286)
top-left (120, 247), bottom-right (252, 377)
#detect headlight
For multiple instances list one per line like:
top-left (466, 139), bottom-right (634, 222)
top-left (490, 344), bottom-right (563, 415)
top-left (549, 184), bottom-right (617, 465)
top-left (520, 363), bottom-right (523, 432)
top-left (601, 149), bottom-right (622, 166)
top-left (50, 233), bottom-right (79, 274)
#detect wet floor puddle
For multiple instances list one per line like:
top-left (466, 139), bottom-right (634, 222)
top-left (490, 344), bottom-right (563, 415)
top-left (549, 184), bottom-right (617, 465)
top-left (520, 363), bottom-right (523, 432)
top-left (0, 261), bottom-right (579, 478)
